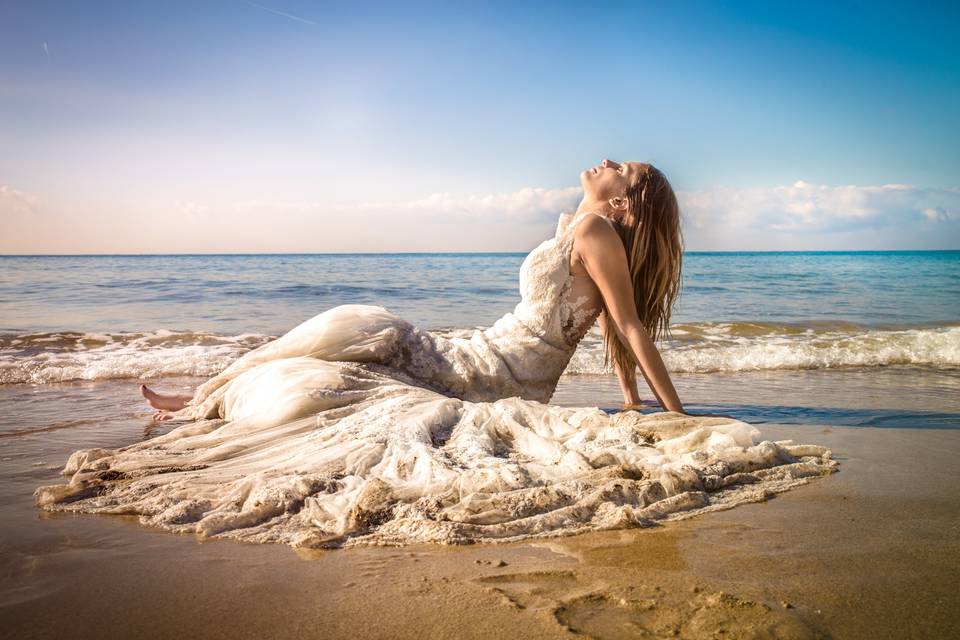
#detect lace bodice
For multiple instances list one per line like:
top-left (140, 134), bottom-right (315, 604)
top-left (382, 209), bottom-right (607, 404)
top-left (446, 209), bottom-right (606, 403)
top-left (513, 210), bottom-right (604, 349)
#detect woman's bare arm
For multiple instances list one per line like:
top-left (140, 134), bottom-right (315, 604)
top-left (575, 215), bottom-right (685, 413)
top-left (597, 310), bottom-right (643, 407)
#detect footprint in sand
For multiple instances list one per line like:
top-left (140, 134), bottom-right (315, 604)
top-left (478, 571), bottom-right (821, 640)
top-left (477, 571), bottom-right (667, 636)
top-left (476, 570), bottom-right (591, 611)
top-left (555, 590), bottom-right (822, 640)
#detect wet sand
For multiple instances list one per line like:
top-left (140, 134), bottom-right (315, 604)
top-left (3, 374), bottom-right (960, 639)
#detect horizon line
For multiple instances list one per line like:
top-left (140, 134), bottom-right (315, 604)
top-left (2, 249), bottom-right (959, 258)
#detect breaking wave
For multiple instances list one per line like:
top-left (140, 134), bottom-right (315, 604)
top-left (0, 330), bottom-right (272, 384)
top-left (567, 322), bottom-right (960, 375)
top-left (2, 322), bottom-right (958, 385)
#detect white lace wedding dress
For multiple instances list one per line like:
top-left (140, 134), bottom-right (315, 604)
top-left (35, 211), bottom-right (836, 548)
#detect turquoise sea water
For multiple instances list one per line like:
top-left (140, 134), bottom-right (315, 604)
top-left (1, 251), bottom-right (959, 334)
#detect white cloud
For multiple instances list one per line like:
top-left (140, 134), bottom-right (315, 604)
top-left (349, 186), bottom-right (584, 223)
top-left (2, 181), bottom-right (958, 253)
top-left (678, 182), bottom-right (959, 237)
top-left (174, 200), bottom-right (212, 217)
top-left (923, 206), bottom-right (950, 222)
top-left (146, 182), bottom-right (960, 251)
top-left (0, 185), bottom-right (38, 218)
top-left (189, 187), bottom-right (585, 252)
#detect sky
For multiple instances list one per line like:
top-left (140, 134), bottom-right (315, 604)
top-left (1, 0), bottom-right (958, 253)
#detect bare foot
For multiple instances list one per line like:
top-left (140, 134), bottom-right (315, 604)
top-left (140, 384), bottom-right (191, 411)
top-left (152, 410), bottom-right (176, 422)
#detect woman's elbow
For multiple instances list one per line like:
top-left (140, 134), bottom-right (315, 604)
top-left (612, 315), bottom-right (647, 343)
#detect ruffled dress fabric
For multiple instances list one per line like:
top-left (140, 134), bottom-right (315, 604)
top-left (35, 212), bottom-right (836, 547)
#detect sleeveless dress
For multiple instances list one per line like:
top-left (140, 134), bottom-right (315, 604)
top-left (35, 211), bottom-right (836, 548)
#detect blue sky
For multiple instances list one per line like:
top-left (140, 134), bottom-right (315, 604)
top-left (1, 0), bottom-right (958, 252)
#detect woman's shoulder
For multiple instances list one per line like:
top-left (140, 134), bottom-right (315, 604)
top-left (558, 210), bottom-right (615, 236)
top-left (570, 212), bottom-right (624, 270)
top-left (571, 211), bottom-right (617, 239)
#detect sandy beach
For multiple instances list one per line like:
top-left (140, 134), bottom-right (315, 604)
top-left (3, 372), bottom-right (958, 639)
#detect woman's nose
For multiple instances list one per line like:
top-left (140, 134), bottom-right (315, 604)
top-left (601, 159), bottom-right (619, 169)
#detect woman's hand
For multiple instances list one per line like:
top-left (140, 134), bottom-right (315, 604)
top-left (619, 402), bottom-right (655, 412)
top-left (619, 404), bottom-right (737, 420)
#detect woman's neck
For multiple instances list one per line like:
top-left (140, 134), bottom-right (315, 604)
top-left (575, 198), bottom-right (609, 216)
top-left (574, 199), bottom-right (621, 223)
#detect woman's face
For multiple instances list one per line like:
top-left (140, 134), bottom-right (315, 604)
top-left (579, 159), bottom-right (644, 203)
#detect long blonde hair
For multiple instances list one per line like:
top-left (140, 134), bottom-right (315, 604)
top-left (602, 163), bottom-right (683, 375)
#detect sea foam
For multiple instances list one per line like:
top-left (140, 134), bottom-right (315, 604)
top-left (0, 330), bottom-right (271, 384)
top-left (566, 323), bottom-right (960, 375)
top-left (2, 323), bottom-right (957, 384)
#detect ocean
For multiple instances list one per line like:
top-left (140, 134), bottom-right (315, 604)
top-left (1, 251), bottom-right (959, 431)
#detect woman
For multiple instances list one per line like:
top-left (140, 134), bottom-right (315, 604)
top-left (142, 159), bottom-right (690, 418)
top-left (36, 160), bottom-right (834, 548)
